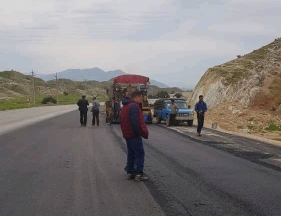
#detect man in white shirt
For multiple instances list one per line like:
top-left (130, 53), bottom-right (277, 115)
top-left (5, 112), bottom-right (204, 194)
top-left (91, 97), bottom-right (100, 126)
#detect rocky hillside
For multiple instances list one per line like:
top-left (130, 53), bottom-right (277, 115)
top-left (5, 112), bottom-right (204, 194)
top-left (189, 38), bottom-right (281, 142)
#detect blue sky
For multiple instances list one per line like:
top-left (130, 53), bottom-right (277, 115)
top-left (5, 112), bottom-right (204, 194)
top-left (0, 0), bottom-right (280, 88)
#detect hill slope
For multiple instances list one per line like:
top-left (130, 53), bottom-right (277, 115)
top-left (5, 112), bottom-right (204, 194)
top-left (0, 71), bottom-right (182, 103)
top-left (189, 38), bottom-right (281, 141)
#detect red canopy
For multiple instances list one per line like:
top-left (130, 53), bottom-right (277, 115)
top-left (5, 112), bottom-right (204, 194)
top-left (113, 74), bottom-right (149, 85)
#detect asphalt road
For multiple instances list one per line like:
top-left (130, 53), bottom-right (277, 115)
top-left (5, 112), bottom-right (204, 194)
top-left (1, 107), bottom-right (281, 216)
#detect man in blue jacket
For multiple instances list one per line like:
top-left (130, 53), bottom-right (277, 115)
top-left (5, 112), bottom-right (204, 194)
top-left (194, 95), bottom-right (207, 136)
top-left (120, 90), bottom-right (149, 181)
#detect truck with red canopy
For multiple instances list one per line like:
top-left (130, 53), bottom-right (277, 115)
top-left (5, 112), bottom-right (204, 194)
top-left (105, 74), bottom-right (152, 124)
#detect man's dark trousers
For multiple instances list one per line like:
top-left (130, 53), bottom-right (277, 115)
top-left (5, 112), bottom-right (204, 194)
top-left (197, 113), bottom-right (204, 133)
top-left (80, 111), bottom-right (87, 126)
top-left (92, 110), bottom-right (99, 125)
top-left (169, 114), bottom-right (176, 126)
top-left (125, 137), bottom-right (145, 175)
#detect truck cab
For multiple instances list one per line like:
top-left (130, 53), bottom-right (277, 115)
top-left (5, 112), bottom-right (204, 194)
top-left (153, 98), bottom-right (194, 126)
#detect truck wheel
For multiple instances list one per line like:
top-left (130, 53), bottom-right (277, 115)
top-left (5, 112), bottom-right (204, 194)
top-left (187, 120), bottom-right (193, 126)
top-left (166, 115), bottom-right (170, 126)
top-left (156, 114), bottom-right (161, 124)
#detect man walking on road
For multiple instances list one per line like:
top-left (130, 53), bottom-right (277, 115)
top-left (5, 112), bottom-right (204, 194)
top-left (91, 97), bottom-right (100, 126)
top-left (194, 95), bottom-right (207, 136)
top-left (120, 90), bottom-right (149, 181)
top-left (169, 99), bottom-right (178, 127)
top-left (77, 95), bottom-right (89, 126)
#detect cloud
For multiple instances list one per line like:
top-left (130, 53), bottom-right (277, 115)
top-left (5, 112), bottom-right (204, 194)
top-left (0, 0), bottom-right (281, 87)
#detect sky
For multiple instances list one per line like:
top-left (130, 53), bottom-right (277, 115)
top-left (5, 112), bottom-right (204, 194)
top-left (0, 0), bottom-right (280, 88)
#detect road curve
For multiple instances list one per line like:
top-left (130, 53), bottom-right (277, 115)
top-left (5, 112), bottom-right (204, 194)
top-left (1, 107), bottom-right (281, 216)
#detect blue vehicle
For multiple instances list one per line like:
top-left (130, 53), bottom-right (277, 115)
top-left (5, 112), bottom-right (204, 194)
top-left (153, 98), bottom-right (194, 126)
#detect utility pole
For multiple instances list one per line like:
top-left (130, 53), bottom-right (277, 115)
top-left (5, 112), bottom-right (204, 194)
top-left (54, 73), bottom-right (59, 104)
top-left (84, 79), bottom-right (87, 96)
top-left (31, 70), bottom-right (36, 106)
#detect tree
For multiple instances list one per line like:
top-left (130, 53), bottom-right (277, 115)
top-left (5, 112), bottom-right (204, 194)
top-left (63, 91), bottom-right (68, 96)
top-left (174, 93), bottom-right (183, 98)
top-left (156, 90), bottom-right (169, 98)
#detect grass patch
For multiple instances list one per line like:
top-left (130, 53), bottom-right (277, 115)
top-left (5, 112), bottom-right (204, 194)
top-left (265, 124), bottom-right (281, 131)
top-left (272, 138), bottom-right (281, 142)
top-left (0, 94), bottom-right (107, 111)
top-left (248, 125), bottom-right (254, 130)
top-left (0, 71), bottom-right (13, 79)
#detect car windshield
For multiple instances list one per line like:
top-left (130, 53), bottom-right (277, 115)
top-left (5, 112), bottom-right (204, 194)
top-left (166, 101), bottom-right (188, 109)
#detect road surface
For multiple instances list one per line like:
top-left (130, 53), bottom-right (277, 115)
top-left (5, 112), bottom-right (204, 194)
top-left (1, 107), bottom-right (281, 216)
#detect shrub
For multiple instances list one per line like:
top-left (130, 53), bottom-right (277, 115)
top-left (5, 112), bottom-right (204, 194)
top-left (42, 96), bottom-right (57, 104)
top-left (174, 93), bottom-right (183, 98)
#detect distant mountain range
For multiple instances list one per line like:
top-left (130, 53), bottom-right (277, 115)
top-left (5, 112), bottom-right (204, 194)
top-left (36, 67), bottom-right (170, 88)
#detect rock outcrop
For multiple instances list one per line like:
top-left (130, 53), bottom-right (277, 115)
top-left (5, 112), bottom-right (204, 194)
top-left (190, 38), bottom-right (281, 111)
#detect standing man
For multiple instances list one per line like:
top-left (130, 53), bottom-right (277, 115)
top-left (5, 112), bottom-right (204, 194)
top-left (169, 99), bottom-right (178, 126)
top-left (113, 98), bottom-right (121, 121)
top-left (194, 95), bottom-right (207, 136)
top-left (77, 95), bottom-right (89, 126)
top-left (92, 97), bottom-right (100, 126)
top-left (120, 90), bottom-right (149, 181)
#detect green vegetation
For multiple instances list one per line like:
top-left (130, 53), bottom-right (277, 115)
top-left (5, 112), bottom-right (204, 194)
top-left (42, 96), bottom-right (57, 104)
top-left (0, 71), bottom-right (13, 79)
top-left (272, 138), bottom-right (281, 142)
top-left (265, 124), bottom-right (281, 131)
top-left (247, 125), bottom-right (254, 130)
top-left (207, 41), bottom-right (278, 86)
top-left (0, 70), bottom-right (184, 111)
top-left (174, 93), bottom-right (183, 98)
top-left (0, 94), bottom-right (107, 111)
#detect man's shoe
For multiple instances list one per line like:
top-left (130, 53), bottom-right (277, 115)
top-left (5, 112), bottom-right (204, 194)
top-left (126, 174), bottom-right (135, 180)
top-left (134, 174), bottom-right (148, 181)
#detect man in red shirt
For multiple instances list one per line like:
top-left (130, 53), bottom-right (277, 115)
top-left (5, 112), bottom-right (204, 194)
top-left (120, 90), bottom-right (149, 181)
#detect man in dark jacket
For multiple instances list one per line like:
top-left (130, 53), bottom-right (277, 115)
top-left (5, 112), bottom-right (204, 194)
top-left (77, 95), bottom-right (89, 126)
top-left (120, 90), bottom-right (149, 181)
top-left (194, 95), bottom-right (207, 136)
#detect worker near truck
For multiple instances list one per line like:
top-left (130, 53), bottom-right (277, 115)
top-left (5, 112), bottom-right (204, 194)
top-left (169, 99), bottom-right (179, 126)
top-left (120, 90), bottom-right (149, 181)
top-left (91, 97), bottom-right (100, 126)
top-left (194, 95), bottom-right (207, 136)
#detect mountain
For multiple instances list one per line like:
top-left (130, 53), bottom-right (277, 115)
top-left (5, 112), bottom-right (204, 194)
top-left (189, 37), bottom-right (281, 140)
top-left (37, 67), bottom-right (169, 88)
